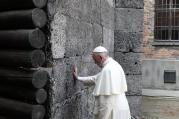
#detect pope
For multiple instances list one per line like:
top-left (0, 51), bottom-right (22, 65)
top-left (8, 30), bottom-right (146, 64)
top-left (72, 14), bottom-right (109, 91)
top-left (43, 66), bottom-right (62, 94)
top-left (73, 46), bottom-right (131, 119)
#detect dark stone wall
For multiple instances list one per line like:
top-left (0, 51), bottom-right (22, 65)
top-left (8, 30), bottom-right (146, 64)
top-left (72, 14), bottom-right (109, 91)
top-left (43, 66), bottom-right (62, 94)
top-left (114, 0), bottom-right (144, 118)
top-left (115, 0), bottom-right (144, 8)
top-left (46, 0), bottom-right (143, 118)
top-left (47, 0), bottom-right (115, 119)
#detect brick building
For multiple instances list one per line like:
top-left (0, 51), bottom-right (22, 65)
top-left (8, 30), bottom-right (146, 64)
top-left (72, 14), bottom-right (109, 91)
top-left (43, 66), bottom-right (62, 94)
top-left (142, 0), bottom-right (179, 118)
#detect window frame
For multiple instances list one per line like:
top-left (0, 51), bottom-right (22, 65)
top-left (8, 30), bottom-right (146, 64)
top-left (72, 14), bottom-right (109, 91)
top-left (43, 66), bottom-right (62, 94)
top-left (154, 0), bottom-right (179, 44)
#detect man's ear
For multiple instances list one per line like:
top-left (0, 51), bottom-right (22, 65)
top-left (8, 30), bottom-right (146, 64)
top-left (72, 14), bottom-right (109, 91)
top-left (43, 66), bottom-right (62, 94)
top-left (99, 55), bottom-right (103, 60)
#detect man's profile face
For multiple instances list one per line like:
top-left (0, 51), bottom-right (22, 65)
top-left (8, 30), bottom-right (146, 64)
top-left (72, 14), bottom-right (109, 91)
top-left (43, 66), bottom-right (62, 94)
top-left (91, 53), bottom-right (102, 67)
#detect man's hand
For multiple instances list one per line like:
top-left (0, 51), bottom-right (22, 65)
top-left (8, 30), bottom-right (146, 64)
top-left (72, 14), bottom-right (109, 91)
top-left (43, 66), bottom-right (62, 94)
top-left (72, 65), bottom-right (78, 80)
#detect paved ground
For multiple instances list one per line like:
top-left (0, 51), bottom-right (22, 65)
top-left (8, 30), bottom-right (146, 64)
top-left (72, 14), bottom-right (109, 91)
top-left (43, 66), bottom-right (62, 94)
top-left (142, 96), bottom-right (179, 119)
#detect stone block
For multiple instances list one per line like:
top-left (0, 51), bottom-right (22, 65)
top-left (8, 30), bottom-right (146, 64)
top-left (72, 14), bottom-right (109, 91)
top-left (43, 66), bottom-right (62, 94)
top-left (101, 0), bottom-right (114, 29)
top-left (114, 52), bottom-right (142, 75)
top-left (65, 18), bottom-right (94, 57)
top-left (114, 31), bottom-right (143, 53)
top-left (79, 62), bottom-right (100, 76)
top-left (127, 96), bottom-right (142, 118)
top-left (115, 8), bottom-right (143, 32)
top-left (103, 27), bottom-right (114, 52)
top-left (126, 74), bottom-right (142, 95)
top-left (50, 56), bottom-right (97, 105)
top-left (61, 56), bottom-right (99, 97)
top-left (51, 14), bottom-right (67, 59)
top-left (91, 0), bottom-right (101, 24)
top-left (115, 0), bottom-right (144, 9)
top-left (60, 0), bottom-right (84, 21)
top-left (92, 23), bottom-right (103, 47)
top-left (52, 59), bottom-right (67, 81)
top-left (81, 0), bottom-right (92, 23)
top-left (51, 59), bottom-right (67, 104)
top-left (51, 90), bottom-right (94, 119)
top-left (57, 0), bottom-right (101, 24)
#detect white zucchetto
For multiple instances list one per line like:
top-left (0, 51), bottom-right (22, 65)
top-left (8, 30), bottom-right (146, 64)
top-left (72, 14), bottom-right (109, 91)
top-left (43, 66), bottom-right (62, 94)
top-left (93, 46), bottom-right (108, 53)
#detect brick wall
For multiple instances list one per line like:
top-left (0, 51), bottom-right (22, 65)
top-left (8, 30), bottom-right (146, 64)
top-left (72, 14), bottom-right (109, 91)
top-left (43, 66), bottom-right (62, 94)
top-left (143, 0), bottom-right (179, 59)
top-left (142, 1), bottom-right (179, 119)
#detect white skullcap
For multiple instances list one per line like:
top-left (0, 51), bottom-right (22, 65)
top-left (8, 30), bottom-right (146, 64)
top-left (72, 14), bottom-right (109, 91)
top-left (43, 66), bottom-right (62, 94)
top-left (93, 46), bottom-right (108, 53)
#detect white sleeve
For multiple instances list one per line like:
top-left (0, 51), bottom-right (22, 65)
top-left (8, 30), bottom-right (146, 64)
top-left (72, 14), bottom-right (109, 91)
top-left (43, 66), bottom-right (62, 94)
top-left (77, 75), bottom-right (97, 84)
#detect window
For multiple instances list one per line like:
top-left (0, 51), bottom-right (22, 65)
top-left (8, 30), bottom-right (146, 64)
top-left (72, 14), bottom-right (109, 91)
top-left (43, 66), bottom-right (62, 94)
top-left (164, 70), bottom-right (176, 83)
top-left (155, 0), bottom-right (179, 41)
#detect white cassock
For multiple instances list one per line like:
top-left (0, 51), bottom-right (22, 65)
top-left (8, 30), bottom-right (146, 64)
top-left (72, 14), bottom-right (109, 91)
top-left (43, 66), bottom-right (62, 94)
top-left (78, 57), bottom-right (131, 119)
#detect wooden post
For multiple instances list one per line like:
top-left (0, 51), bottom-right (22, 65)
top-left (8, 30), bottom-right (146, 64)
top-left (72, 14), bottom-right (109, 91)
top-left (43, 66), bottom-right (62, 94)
top-left (0, 50), bottom-right (45, 67)
top-left (0, 68), bottom-right (49, 88)
top-left (0, 85), bottom-right (47, 104)
top-left (0, 29), bottom-right (46, 49)
top-left (0, 0), bottom-right (47, 11)
top-left (0, 8), bottom-right (47, 29)
top-left (0, 97), bottom-right (45, 119)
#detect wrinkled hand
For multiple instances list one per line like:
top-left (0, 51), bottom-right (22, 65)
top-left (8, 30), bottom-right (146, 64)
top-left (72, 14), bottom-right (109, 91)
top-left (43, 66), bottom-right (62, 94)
top-left (72, 65), bottom-right (78, 80)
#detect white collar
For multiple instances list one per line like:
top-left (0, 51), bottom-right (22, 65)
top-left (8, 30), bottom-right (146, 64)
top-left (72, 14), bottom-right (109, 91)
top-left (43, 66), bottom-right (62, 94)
top-left (102, 57), bottom-right (111, 67)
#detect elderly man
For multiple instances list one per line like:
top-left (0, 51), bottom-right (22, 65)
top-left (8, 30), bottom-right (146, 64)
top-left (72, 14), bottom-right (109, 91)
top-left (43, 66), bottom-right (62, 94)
top-left (73, 46), bottom-right (131, 119)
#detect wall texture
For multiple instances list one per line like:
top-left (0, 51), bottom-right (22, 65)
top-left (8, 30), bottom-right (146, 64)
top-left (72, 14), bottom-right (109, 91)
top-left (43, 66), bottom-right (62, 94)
top-left (47, 0), bottom-right (144, 118)
top-left (47, 0), bottom-right (114, 119)
top-left (142, 59), bottom-right (179, 90)
top-left (114, 0), bottom-right (144, 118)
